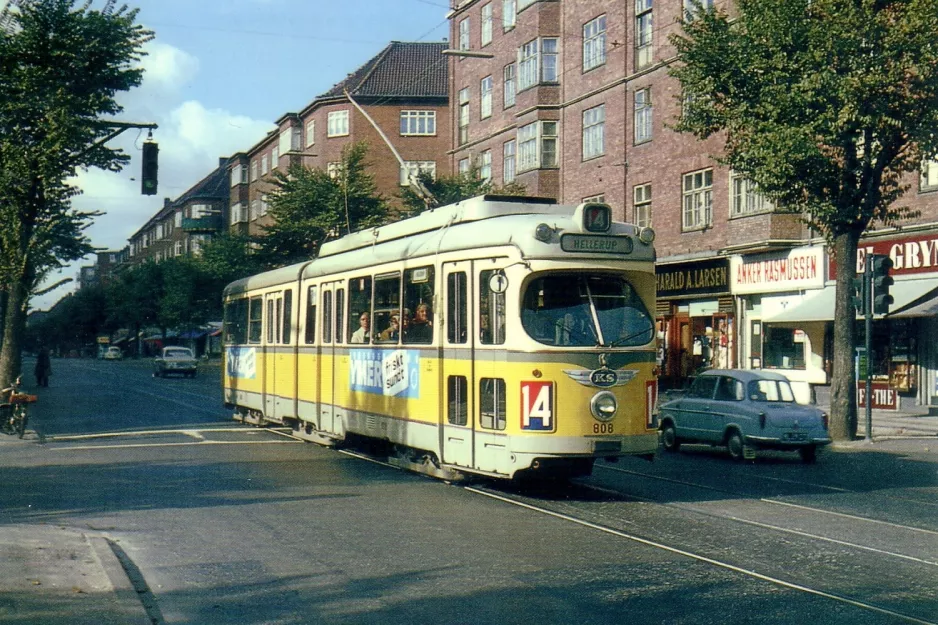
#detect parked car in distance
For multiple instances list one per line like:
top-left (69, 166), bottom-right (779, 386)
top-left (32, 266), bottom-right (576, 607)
top-left (153, 346), bottom-right (198, 378)
top-left (103, 346), bottom-right (123, 360)
top-left (658, 369), bottom-right (831, 463)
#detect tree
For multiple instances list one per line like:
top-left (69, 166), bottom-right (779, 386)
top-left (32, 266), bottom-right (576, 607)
top-left (106, 261), bottom-right (164, 357)
top-left (0, 0), bottom-right (152, 382)
top-left (670, 0), bottom-right (938, 439)
top-left (398, 168), bottom-right (528, 217)
top-left (257, 142), bottom-right (390, 267)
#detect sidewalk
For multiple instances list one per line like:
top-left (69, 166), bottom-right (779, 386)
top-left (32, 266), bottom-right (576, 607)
top-left (0, 524), bottom-right (151, 625)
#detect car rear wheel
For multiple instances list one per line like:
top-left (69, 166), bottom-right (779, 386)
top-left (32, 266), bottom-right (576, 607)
top-left (798, 445), bottom-right (817, 464)
top-left (661, 422), bottom-right (681, 452)
top-left (727, 430), bottom-right (745, 462)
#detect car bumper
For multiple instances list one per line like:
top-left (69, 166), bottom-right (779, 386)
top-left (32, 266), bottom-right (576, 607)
top-left (746, 435), bottom-right (832, 449)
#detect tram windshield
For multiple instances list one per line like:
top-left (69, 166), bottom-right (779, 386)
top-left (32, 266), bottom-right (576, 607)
top-left (521, 274), bottom-right (654, 347)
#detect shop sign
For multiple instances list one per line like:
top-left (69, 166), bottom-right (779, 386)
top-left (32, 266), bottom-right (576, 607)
top-left (856, 382), bottom-right (899, 411)
top-left (656, 258), bottom-right (730, 299)
top-left (831, 231), bottom-right (938, 277)
top-left (731, 247), bottom-right (826, 295)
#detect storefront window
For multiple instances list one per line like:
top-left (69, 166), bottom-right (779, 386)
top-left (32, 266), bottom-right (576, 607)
top-left (762, 326), bottom-right (806, 370)
top-left (861, 318), bottom-right (916, 392)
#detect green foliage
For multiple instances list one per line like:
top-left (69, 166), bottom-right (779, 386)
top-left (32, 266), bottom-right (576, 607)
top-left (398, 167), bottom-right (528, 217)
top-left (257, 142), bottom-right (390, 267)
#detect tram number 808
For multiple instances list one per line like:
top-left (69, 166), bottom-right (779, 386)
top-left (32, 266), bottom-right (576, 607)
top-left (593, 423), bottom-right (614, 434)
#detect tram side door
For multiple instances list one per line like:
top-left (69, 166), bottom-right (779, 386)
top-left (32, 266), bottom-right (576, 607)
top-left (440, 261), bottom-right (474, 468)
top-left (318, 283), bottom-right (338, 434)
top-left (264, 292), bottom-right (283, 420)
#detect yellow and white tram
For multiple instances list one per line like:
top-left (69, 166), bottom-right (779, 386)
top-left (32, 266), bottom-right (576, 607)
top-left (222, 194), bottom-right (659, 480)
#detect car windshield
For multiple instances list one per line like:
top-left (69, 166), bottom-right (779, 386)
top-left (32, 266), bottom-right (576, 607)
top-left (521, 273), bottom-right (653, 347)
top-left (748, 379), bottom-right (796, 403)
top-left (165, 349), bottom-right (192, 358)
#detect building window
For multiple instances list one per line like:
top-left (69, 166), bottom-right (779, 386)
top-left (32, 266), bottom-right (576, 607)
top-left (518, 120), bottom-right (558, 172)
top-left (327, 110), bottom-right (349, 137)
top-left (504, 139), bottom-right (516, 183)
top-left (261, 154), bottom-right (269, 175)
top-left (230, 202), bottom-right (246, 224)
top-left (731, 173), bottom-right (774, 216)
top-left (250, 199), bottom-right (260, 221)
top-left (174, 240), bottom-right (183, 256)
top-left (582, 104), bottom-right (605, 160)
top-left (174, 211), bottom-right (182, 227)
top-left (921, 160), bottom-right (938, 191)
top-left (250, 161), bottom-right (258, 182)
top-left (459, 17), bottom-right (470, 51)
top-left (305, 119), bottom-right (315, 147)
top-left (400, 110), bottom-right (436, 136)
top-left (519, 37), bottom-right (559, 90)
top-left (458, 87), bottom-right (470, 146)
top-left (230, 165), bottom-right (247, 187)
top-left (479, 150), bottom-right (492, 182)
top-left (684, 0), bottom-right (714, 21)
top-left (459, 158), bottom-right (470, 175)
top-left (583, 194), bottom-right (605, 204)
top-left (503, 0), bottom-right (516, 30)
top-left (481, 3), bottom-right (492, 46)
top-left (480, 76), bottom-right (493, 119)
top-left (634, 183), bottom-right (651, 228)
top-left (682, 168), bottom-right (713, 230)
top-left (260, 194), bottom-right (269, 216)
top-left (636, 0), bottom-right (653, 69)
top-left (271, 146), bottom-right (279, 170)
top-left (582, 15), bottom-right (606, 71)
top-left (634, 88), bottom-right (652, 144)
top-left (278, 128), bottom-right (292, 158)
top-left (503, 63), bottom-right (516, 108)
top-left (327, 162), bottom-right (340, 179)
top-left (400, 161), bottom-right (436, 186)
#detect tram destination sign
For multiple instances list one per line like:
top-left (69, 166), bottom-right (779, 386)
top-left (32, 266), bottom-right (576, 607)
top-left (561, 234), bottom-right (633, 254)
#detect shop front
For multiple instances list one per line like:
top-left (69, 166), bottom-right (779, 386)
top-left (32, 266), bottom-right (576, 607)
top-left (656, 257), bottom-right (733, 391)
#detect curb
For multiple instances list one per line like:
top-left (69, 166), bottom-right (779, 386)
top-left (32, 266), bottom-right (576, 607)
top-left (86, 535), bottom-right (153, 625)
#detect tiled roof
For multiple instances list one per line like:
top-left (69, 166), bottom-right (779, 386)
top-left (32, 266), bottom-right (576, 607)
top-left (319, 41), bottom-right (448, 100)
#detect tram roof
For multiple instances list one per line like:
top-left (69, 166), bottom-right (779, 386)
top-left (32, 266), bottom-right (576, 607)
top-left (224, 194), bottom-right (655, 297)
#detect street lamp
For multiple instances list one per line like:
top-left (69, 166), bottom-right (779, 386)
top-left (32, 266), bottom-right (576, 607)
top-left (442, 49), bottom-right (495, 59)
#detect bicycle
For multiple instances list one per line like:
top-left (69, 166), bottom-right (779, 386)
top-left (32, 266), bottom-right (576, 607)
top-left (1, 376), bottom-right (36, 439)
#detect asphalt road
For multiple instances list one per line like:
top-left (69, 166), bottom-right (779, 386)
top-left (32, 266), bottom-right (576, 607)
top-left (1, 356), bottom-right (936, 624)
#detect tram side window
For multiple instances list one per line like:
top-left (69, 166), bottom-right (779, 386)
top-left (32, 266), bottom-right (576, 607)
top-left (283, 289), bottom-right (293, 344)
top-left (480, 270), bottom-right (506, 345)
top-left (266, 298), bottom-right (278, 344)
top-left (224, 298), bottom-right (248, 345)
top-left (304, 286), bottom-right (317, 344)
top-left (322, 291), bottom-right (333, 343)
top-left (447, 272), bottom-right (468, 344)
top-left (374, 274), bottom-right (402, 344)
top-left (336, 288), bottom-right (345, 344)
top-left (480, 378), bottom-right (506, 430)
top-left (248, 297), bottom-right (263, 344)
top-left (447, 376), bottom-right (468, 426)
top-left (348, 276), bottom-right (373, 343)
top-left (403, 266), bottom-right (435, 345)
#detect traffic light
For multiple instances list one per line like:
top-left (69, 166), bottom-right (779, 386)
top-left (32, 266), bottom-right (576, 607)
top-left (141, 140), bottom-right (159, 195)
top-left (870, 254), bottom-right (894, 314)
top-left (851, 276), bottom-right (867, 315)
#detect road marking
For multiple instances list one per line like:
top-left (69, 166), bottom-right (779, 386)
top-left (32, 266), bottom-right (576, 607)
top-left (467, 486), bottom-right (938, 625)
top-left (49, 427), bottom-right (260, 442)
top-left (50, 440), bottom-right (302, 451)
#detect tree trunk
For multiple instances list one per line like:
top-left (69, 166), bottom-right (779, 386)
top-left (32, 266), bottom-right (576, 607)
top-left (829, 229), bottom-right (862, 440)
top-left (0, 279), bottom-right (28, 386)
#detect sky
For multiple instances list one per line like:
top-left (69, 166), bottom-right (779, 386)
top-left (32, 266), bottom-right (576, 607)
top-left (33, 0), bottom-right (451, 311)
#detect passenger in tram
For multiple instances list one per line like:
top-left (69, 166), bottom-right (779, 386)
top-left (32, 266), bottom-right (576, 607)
top-left (350, 311), bottom-right (370, 343)
top-left (378, 313), bottom-right (400, 342)
top-left (405, 303), bottom-right (432, 343)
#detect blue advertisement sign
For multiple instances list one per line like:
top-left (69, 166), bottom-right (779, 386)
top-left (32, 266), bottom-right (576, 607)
top-left (226, 347), bottom-right (256, 379)
top-left (350, 349), bottom-right (420, 398)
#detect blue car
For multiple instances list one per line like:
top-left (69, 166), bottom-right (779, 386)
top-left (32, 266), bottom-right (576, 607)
top-left (658, 369), bottom-right (831, 463)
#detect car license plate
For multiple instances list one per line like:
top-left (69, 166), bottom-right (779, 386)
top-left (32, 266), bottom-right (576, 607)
top-left (786, 432), bottom-right (808, 441)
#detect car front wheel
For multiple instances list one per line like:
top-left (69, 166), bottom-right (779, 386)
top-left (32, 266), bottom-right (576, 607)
top-left (727, 430), bottom-right (745, 462)
top-left (661, 422), bottom-right (681, 453)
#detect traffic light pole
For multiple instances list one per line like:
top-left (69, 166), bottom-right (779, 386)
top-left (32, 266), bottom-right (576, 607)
top-left (864, 261), bottom-right (873, 442)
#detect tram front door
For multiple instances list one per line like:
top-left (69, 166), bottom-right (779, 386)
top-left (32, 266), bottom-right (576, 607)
top-left (263, 292), bottom-right (283, 421)
top-left (441, 261), bottom-right (474, 469)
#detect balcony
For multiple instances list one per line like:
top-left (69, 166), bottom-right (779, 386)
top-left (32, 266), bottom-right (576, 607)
top-left (181, 216), bottom-right (223, 233)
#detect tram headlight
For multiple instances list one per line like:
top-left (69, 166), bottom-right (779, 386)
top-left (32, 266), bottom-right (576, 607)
top-left (534, 223), bottom-right (553, 242)
top-left (590, 391), bottom-right (618, 422)
top-left (638, 227), bottom-right (656, 245)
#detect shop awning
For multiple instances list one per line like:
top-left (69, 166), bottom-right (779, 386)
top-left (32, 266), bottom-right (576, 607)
top-left (764, 278), bottom-right (938, 323)
top-left (888, 285), bottom-right (938, 318)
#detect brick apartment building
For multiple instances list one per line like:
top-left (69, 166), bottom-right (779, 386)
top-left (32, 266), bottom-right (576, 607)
top-left (229, 41), bottom-right (451, 238)
top-left (448, 0), bottom-right (938, 408)
top-left (128, 157), bottom-right (232, 265)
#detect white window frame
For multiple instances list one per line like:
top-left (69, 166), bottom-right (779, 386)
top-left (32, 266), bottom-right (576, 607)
top-left (731, 172), bottom-right (774, 216)
top-left (921, 160), bottom-right (938, 191)
top-left (400, 110), bottom-right (437, 136)
top-left (503, 63), bottom-right (516, 108)
top-left (635, 0), bottom-right (653, 69)
top-left (327, 110), bottom-right (349, 137)
top-left (458, 158), bottom-right (470, 175)
top-left (250, 160), bottom-right (258, 182)
top-left (479, 149), bottom-right (492, 182)
top-left (518, 120), bottom-right (558, 172)
top-left (305, 119), bottom-right (316, 147)
top-left (261, 154), bottom-right (269, 175)
top-left (503, 0), bottom-right (516, 30)
top-left (682, 168), bottom-right (713, 231)
top-left (582, 104), bottom-right (605, 160)
top-left (582, 15), bottom-right (606, 71)
top-left (519, 37), bottom-right (558, 90)
top-left (458, 88), bottom-right (470, 146)
top-left (278, 128), bottom-right (292, 158)
top-left (481, 3), bottom-right (492, 46)
top-left (634, 88), bottom-right (653, 144)
top-left (459, 17), bottom-right (470, 51)
top-left (633, 183), bottom-right (652, 228)
top-left (503, 139), bottom-right (516, 183)
top-left (230, 202), bottom-right (246, 224)
top-left (480, 76), bottom-right (493, 119)
top-left (684, 0), bottom-right (714, 21)
top-left (250, 199), bottom-right (260, 221)
top-left (271, 146), bottom-right (279, 170)
top-left (400, 161), bottom-right (436, 186)
top-left (174, 211), bottom-right (182, 228)
top-left (260, 194), bottom-right (269, 216)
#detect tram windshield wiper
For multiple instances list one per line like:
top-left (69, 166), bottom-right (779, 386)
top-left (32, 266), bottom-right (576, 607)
top-left (605, 326), bottom-right (654, 348)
